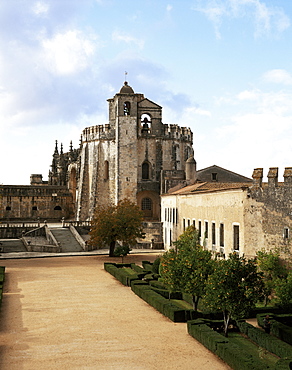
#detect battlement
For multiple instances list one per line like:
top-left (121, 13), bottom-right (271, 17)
top-left (163, 124), bottom-right (193, 142)
top-left (252, 167), bottom-right (292, 188)
top-left (81, 124), bottom-right (114, 142)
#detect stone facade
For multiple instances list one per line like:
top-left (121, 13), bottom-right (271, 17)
top-left (161, 167), bottom-right (292, 258)
top-left (0, 184), bottom-right (74, 221)
top-left (72, 82), bottom-right (194, 221)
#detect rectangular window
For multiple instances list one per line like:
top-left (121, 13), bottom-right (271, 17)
top-left (172, 208), bottom-right (175, 224)
top-left (233, 225), bottom-right (240, 251)
top-left (198, 221), bottom-right (202, 238)
top-left (212, 222), bottom-right (216, 245)
top-left (205, 221), bottom-right (208, 239)
top-left (170, 208), bottom-right (172, 223)
top-left (193, 219), bottom-right (195, 228)
top-left (211, 173), bottom-right (218, 181)
top-left (219, 223), bottom-right (224, 247)
top-left (176, 208), bottom-right (178, 224)
top-left (284, 227), bottom-right (289, 239)
top-left (165, 208), bottom-right (167, 222)
top-left (187, 219), bottom-right (191, 227)
top-left (183, 218), bottom-right (186, 231)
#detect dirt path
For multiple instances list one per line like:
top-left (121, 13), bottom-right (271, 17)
top-left (0, 254), bottom-right (230, 369)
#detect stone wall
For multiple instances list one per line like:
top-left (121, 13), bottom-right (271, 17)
top-left (0, 185), bottom-right (74, 221)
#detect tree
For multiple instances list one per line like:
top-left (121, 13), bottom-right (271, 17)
top-left (274, 272), bottom-right (292, 309)
top-left (113, 245), bottom-right (132, 263)
top-left (160, 226), bottom-right (214, 311)
top-left (89, 199), bottom-right (144, 256)
top-left (256, 249), bottom-right (287, 305)
top-left (204, 253), bottom-right (264, 337)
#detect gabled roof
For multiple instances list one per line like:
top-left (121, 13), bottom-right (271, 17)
top-left (197, 164), bottom-right (252, 182)
top-left (138, 98), bottom-right (162, 109)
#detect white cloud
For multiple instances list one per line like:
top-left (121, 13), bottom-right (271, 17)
top-left (112, 31), bottom-right (144, 49)
top-left (237, 89), bottom-right (259, 101)
top-left (32, 1), bottom-right (49, 16)
top-left (193, 0), bottom-right (290, 38)
top-left (262, 69), bottom-right (292, 85)
top-left (41, 30), bottom-right (97, 75)
top-left (203, 87), bottom-right (292, 178)
top-left (166, 4), bottom-right (173, 12)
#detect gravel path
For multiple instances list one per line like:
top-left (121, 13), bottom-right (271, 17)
top-left (0, 254), bottom-right (230, 370)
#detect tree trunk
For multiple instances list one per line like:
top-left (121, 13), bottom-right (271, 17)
top-left (109, 240), bottom-right (116, 257)
top-left (223, 310), bottom-right (230, 337)
top-left (192, 295), bottom-right (200, 312)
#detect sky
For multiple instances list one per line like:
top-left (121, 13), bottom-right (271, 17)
top-left (1, 0), bottom-right (292, 185)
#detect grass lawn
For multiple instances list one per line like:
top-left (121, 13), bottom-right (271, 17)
top-left (227, 332), bottom-right (279, 368)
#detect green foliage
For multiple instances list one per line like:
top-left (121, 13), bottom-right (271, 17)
top-left (113, 245), bottom-right (132, 262)
top-left (89, 199), bottom-right (144, 256)
top-left (256, 249), bottom-right (287, 305)
top-left (152, 257), bottom-right (161, 274)
top-left (275, 272), bottom-right (292, 309)
top-left (204, 253), bottom-right (264, 336)
top-left (160, 226), bottom-right (213, 310)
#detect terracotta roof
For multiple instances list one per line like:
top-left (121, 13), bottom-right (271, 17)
top-left (166, 182), bottom-right (252, 195)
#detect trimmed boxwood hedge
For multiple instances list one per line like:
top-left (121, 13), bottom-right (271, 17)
top-left (188, 319), bottom-right (284, 370)
top-left (131, 282), bottom-right (193, 322)
top-left (238, 319), bottom-right (292, 360)
top-left (257, 313), bottom-right (292, 347)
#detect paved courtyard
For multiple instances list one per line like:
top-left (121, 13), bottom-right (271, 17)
top-left (0, 254), bottom-right (230, 369)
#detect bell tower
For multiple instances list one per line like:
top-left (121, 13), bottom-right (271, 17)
top-left (107, 81), bottom-right (144, 203)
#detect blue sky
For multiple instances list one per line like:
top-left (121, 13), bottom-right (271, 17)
top-left (1, 0), bottom-right (292, 184)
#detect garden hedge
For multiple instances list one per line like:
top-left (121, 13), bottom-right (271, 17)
top-left (188, 319), bottom-right (289, 370)
top-left (257, 313), bottom-right (292, 347)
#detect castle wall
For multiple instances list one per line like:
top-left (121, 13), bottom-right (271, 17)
top-left (0, 185), bottom-right (74, 221)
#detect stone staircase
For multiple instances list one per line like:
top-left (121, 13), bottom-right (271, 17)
top-left (50, 228), bottom-right (83, 252)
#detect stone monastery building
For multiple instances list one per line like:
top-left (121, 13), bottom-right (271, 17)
top-left (1, 81), bottom-right (292, 257)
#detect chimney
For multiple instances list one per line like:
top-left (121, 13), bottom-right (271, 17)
top-left (185, 156), bottom-right (197, 185)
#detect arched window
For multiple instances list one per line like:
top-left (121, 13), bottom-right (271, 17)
top-left (54, 206), bottom-right (62, 211)
top-left (5, 206), bottom-right (11, 211)
top-left (32, 206), bottom-right (38, 211)
top-left (142, 162), bottom-right (150, 180)
top-left (141, 114), bottom-right (151, 133)
top-left (142, 198), bottom-right (152, 211)
top-left (124, 101), bottom-right (131, 115)
top-left (104, 160), bottom-right (109, 180)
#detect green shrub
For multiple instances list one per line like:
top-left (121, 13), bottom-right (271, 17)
top-left (152, 257), bottom-right (161, 274)
top-left (142, 261), bottom-right (153, 271)
top-left (274, 358), bottom-right (292, 370)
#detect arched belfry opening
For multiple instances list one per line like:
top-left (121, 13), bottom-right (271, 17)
top-left (141, 114), bottom-right (151, 134)
top-left (124, 101), bottom-right (131, 116)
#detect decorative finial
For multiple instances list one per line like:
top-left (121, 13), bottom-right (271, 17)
top-left (54, 140), bottom-right (59, 155)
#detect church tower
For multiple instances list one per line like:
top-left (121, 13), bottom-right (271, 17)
top-left (74, 81), bottom-right (194, 222)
